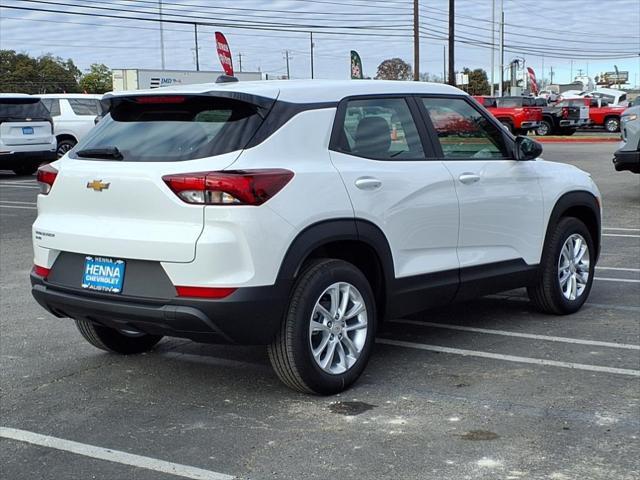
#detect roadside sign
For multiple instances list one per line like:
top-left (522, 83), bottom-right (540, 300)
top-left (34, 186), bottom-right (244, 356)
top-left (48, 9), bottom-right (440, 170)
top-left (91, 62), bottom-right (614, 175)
top-left (215, 32), bottom-right (234, 76)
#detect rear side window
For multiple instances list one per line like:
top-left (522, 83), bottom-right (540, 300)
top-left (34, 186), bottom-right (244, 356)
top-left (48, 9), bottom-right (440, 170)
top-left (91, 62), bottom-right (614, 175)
top-left (0, 98), bottom-right (51, 121)
top-left (335, 97), bottom-right (424, 160)
top-left (422, 97), bottom-right (510, 160)
top-left (68, 99), bottom-right (101, 116)
top-left (496, 97), bottom-right (523, 108)
top-left (71, 95), bottom-right (267, 162)
top-left (41, 98), bottom-right (61, 116)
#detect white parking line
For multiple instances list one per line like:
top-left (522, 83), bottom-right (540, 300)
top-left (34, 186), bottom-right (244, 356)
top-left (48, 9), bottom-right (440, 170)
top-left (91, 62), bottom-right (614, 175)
top-left (0, 200), bottom-right (36, 205)
top-left (388, 319), bottom-right (640, 350)
top-left (597, 266), bottom-right (640, 273)
top-left (596, 277), bottom-right (640, 283)
top-left (604, 227), bottom-right (640, 232)
top-left (603, 233), bottom-right (640, 238)
top-left (376, 339), bottom-right (640, 377)
top-left (0, 204), bottom-right (37, 210)
top-left (0, 427), bottom-right (234, 480)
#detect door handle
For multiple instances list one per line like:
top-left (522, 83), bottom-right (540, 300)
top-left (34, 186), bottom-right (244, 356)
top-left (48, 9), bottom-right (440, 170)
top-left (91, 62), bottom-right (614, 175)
top-left (355, 177), bottom-right (382, 190)
top-left (458, 173), bottom-right (480, 185)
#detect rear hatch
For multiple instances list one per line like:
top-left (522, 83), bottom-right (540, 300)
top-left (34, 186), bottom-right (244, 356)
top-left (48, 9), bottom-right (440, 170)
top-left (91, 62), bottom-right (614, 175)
top-left (520, 97), bottom-right (543, 121)
top-left (34, 90), bottom-right (278, 263)
top-left (0, 97), bottom-right (53, 148)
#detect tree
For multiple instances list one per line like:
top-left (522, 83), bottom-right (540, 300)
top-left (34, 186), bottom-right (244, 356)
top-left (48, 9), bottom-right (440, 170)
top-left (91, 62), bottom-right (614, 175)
top-left (375, 58), bottom-right (412, 81)
top-left (80, 63), bottom-right (113, 94)
top-left (420, 72), bottom-right (444, 83)
top-left (461, 67), bottom-right (490, 95)
top-left (0, 50), bottom-right (81, 93)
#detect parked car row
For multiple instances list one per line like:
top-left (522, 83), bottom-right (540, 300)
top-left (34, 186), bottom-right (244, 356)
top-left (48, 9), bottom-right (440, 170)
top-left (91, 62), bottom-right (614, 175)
top-left (0, 93), bottom-right (102, 175)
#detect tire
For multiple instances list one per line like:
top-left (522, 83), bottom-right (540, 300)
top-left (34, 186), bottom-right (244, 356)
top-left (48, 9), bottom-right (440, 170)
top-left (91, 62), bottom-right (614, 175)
top-left (536, 120), bottom-right (552, 136)
top-left (75, 319), bottom-right (162, 354)
top-left (56, 138), bottom-right (76, 158)
top-left (604, 117), bottom-right (620, 133)
top-left (499, 120), bottom-right (513, 134)
top-left (268, 259), bottom-right (376, 395)
top-left (12, 164), bottom-right (39, 176)
top-left (527, 217), bottom-right (595, 315)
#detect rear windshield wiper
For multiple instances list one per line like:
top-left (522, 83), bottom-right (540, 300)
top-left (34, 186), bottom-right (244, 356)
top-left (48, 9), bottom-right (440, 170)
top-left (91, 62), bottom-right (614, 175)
top-left (75, 146), bottom-right (123, 160)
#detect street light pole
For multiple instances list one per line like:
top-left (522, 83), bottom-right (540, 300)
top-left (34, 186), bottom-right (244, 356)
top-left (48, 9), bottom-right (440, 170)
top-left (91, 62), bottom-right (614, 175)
top-left (490, 0), bottom-right (495, 95)
top-left (193, 23), bottom-right (199, 71)
top-left (498, 1), bottom-right (504, 97)
top-left (159, 0), bottom-right (165, 69)
top-left (413, 0), bottom-right (419, 81)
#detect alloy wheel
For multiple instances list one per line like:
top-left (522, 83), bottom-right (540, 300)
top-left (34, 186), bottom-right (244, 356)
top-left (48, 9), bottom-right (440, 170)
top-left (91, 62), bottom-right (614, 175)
top-left (557, 233), bottom-right (590, 301)
top-left (308, 282), bottom-right (368, 375)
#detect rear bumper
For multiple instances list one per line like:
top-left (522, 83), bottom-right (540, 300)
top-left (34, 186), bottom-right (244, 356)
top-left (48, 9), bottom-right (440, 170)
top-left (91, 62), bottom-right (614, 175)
top-left (559, 119), bottom-right (589, 127)
top-left (31, 273), bottom-right (291, 345)
top-left (0, 150), bottom-right (56, 165)
top-left (613, 149), bottom-right (640, 173)
top-left (519, 121), bottom-right (540, 129)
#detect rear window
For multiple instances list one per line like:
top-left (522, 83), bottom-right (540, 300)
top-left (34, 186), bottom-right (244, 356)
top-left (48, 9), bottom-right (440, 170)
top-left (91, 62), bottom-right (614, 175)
top-left (0, 98), bottom-right (51, 121)
top-left (496, 97), bottom-right (536, 107)
top-left (69, 98), bottom-right (101, 116)
top-left (70, 95), bottom-right (268, 162)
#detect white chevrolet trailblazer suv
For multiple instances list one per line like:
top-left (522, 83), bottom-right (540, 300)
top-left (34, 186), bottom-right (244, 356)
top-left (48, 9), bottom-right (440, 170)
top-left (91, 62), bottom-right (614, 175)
top-left (31, 80), bottom-right (602, 394)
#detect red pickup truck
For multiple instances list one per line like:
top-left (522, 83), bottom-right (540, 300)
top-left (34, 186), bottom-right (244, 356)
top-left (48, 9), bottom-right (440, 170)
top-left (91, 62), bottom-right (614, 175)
top-left (473, 96), bottom-right (542, 135)
top-left (558, 98), bottom-right (625, 132)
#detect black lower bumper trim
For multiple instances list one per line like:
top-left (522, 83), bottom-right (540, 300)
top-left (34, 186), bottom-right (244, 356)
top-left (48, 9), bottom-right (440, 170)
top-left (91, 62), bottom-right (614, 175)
top-left (613, 149), bottom-right (640, 173)
top-left (31, 275), bottom-right (290, 345)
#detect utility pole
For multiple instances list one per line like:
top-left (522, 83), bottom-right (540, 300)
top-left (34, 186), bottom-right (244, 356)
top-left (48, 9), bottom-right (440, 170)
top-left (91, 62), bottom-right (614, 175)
top-left (541, 54), bottom-right (545, 90)
top-left (498, 4), bottom-right (504, 96)
top-left (490, 0), bottom-right (495, 95)
top-left (284, 50), bottom-right (291, 79)
top-left (413, 0), bottom-right (419, 81)
top-left (310, 32), bottom-right (315, 79)
top-left (447, 0), bottom-right (455, 86)
top-left (443, 44), bottom-right (446, 82)
top-left (193, 23), bottom-right (199, 71)
top-left (159, 0), bottom-right (165, 69)
top-left (550, 65), bottom-right (554, 85)
top-left (237, 53), bottom-right (243, 72)
top-left (570, 59), bottom-right (573, 82)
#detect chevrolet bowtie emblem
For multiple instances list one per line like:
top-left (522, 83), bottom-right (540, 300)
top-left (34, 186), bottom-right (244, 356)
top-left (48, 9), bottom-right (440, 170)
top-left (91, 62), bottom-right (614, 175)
top-left (87, 180), bottom-right (110, 192)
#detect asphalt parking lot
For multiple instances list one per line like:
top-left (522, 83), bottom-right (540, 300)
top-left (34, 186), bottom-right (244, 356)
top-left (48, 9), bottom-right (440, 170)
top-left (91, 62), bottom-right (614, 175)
top-left (1, 143), bottom-right (638, 480)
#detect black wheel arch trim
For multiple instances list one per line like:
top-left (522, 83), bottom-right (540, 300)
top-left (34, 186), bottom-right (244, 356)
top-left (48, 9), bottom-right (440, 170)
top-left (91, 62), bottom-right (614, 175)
top-left (276, 218), bottom-right (395, 286)
top-left (544, 190), bottom-right (601, 262)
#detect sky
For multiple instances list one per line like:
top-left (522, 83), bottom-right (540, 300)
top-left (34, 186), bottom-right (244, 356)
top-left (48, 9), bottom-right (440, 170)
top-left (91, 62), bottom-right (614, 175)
top-left (1, 0), bottom-right (639, 88)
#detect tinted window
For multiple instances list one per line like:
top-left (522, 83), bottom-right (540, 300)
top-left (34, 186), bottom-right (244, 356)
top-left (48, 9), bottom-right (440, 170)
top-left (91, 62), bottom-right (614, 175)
top-left (336, 98), bottom-right (424, 160)
top-left (68, 99), bottom-right (101, 116)
top-left (0, 98), bottom-right (51, 121)
top-left (479, 97), bottom-right (496, 108)
top-left (422, 97), bottom-right (510, 159)
top-left (71, 95), bottom-right (266, 162)
top-left (496, 97), bottom-right (522, 108)
top-left (41, 98), bottom-right (61, 116)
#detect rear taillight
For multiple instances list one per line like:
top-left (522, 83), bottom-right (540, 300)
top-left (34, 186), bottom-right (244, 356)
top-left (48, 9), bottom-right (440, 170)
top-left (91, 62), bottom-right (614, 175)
top-left (175, 286), bottom-right (236, 298)
top-left (36, 164), bottom-right (58, 195)
top-left (32, 265), bottom-right (50, 278)
top-left (562, 107), bottom-right (570, 119)
top-left (162, 169), bottom-right (294, 206)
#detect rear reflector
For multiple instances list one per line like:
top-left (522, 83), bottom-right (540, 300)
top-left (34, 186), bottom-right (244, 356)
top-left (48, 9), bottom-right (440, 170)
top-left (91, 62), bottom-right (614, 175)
top-left (163, 169), bottom-right (294, 206)
top-left (175, 286), bottom-right (237, 299)
top-left (36, 164), bottom-right (58, 195)
top-left (33, 265), bottom-right (50, 278)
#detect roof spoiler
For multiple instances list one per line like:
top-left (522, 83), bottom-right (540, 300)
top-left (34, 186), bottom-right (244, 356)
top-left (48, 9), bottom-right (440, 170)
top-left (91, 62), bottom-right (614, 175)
top-left (216, 75), bottom-right (239, 84)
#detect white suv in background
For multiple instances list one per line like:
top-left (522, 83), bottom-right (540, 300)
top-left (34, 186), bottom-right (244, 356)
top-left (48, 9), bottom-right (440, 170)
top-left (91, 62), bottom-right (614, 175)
top-left (0, 94), bottom-right (56, 175)
top-left (31, 80), bottom-right (602, 394)
top-left (39, 94), bottom-right (103, 158)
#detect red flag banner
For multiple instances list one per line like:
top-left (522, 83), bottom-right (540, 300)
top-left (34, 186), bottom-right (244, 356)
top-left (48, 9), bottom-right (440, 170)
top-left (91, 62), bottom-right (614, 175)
top-left (215, 32), bottom-right (234, 76)
top-left (527, 67), bottom-right (539, 95)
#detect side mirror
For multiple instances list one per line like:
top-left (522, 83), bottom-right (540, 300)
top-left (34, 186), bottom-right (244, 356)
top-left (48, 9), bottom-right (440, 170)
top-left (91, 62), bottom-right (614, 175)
top-left (515, 135), bottom-right (543, 161)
